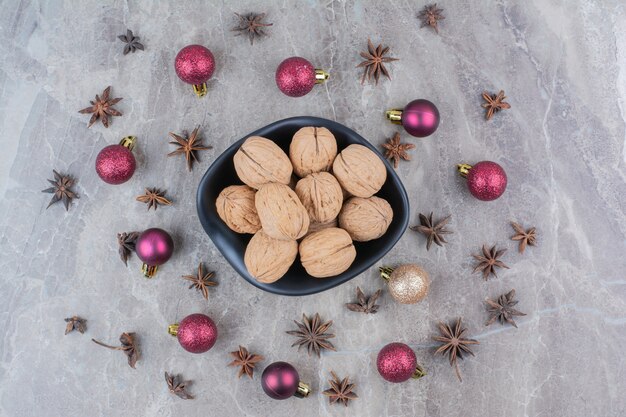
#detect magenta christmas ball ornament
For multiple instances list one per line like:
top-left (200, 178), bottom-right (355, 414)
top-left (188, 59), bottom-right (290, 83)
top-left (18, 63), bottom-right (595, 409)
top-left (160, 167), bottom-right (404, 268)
top-left (377, 342), bottom-right (425, 383)
top-left (261, 361), bottom-right (311, 400)
top-left (457, 161), bottom-right (507, 201)
top-left (95, 136), bottom-right (136, 185)
top-left (386, 99), bottom-right (440, 137)
top-left (175, 44), bottom-right (215, 97)
top-left (135, 228), bottom-right (174, 277)
top-left (168, 313), bottom-right (217, 354)
top-left (275, 57), bottom-right (329, 97)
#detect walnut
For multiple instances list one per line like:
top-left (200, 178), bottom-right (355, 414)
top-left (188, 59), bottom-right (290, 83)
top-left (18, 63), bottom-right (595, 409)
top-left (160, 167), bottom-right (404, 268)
top-left (332, 144), bottom-right (387, 198)
top-left (295, 172), bottom-right (343, 223)
top-left (255, 183), bottom-right (310, 240)
top-left (233, 136), bottom-right (292, 189)
top-left (244, 230), bottom-right (298, 283)
top-left (289, 127), bottom-right (337, 177)
top-left (215, 185), bottom-right (261, 234)
top-left (338, 196), bottom-right (393, 242)
top-left (299, 227), bottom-right (356, 278)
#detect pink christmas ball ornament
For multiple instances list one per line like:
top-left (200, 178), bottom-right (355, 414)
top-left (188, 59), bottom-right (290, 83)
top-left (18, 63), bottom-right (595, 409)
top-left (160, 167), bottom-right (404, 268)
top-left (386, 99), bottom-right (440, 138)
top-left (95, 136), bottom-right (137, 185)
top-left (175, 44), bottom-right (215, 97)
top-left (168, 313), bottom-right (218, 354)
top-left (458, 161), bottom-right (507, 201)
top-left (135, 228), bottom-right (174, 277)
top-left (377, 342), bottom-right (423, 383)
top-left (261, 361), bottom-right (310, 400)
top-left (275, 57), bottom-right (329, 97)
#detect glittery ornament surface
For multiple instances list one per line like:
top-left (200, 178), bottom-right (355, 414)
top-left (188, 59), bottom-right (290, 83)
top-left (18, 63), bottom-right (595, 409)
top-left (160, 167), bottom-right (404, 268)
top-left (95, 144), bottom-right (135, 185)
top-left (177, 313), bottom-right (217, 354)
top-left (275, 57), bottom-right (316, 97)
top-left (387, 264), bottom-right (430, 304)
top-left (466, 161), bottom-right (507, 201)
top-left (377, 342), bottom-right (417, 383)
top-left (175, 45), bottom-right (215, 85)
top-left (135, 228), bottom-right (174, 266)
top-left (261, 361), bottom-right (300, 400)
top-left (401, 99), bottom-right (440, 137)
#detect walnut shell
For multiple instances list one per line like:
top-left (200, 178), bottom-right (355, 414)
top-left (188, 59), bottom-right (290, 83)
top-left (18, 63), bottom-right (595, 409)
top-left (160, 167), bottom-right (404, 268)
top-left (332, 144), bottom-right (386, 198)
top-left (299, 227), bottom-right (356, 278)
top-left (233, 136), bottom-right (292, 189)
top-left (255, 183), bottom-right (310, 240)
top-left (244, 230), bottom-right (298, 283)
top-left (289, 127), bottom-right (338, 177)
top-left (338, 196), bottom-right (393, 242)
top-left (295, 172), bottom-right (343, 223)
top-left (215, 185), bottom-right (261, 234)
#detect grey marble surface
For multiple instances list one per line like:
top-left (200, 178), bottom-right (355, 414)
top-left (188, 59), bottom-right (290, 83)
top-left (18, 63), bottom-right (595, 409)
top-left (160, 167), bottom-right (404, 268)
top-left (1, 1), bottom-right (625, 416)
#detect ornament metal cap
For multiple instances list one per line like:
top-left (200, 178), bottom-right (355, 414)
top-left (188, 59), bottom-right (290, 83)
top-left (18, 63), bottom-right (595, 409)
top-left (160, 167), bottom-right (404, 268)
top-left (119, 135), bottom-right (136, 151)
top-left (192, 83), bottom-right (208, 98)
top-left (141, 263), bottom-right (158, 278)
top-left (412, 363), bottom-right (427, 379)
top-left (385, 109), bottom-right (403, 124)
top-left (379, 264), bottom-right (430, 304)
top-left (294, 381), bottom-right (311, 398)
top-left (167, 323), bottom-right (179, 336)
top-left (314, 69), bottom-right (329, 84)
top-left (379, 266), bottom-right (394, 280)
top-left (457, 163), bottom-right (472, 178)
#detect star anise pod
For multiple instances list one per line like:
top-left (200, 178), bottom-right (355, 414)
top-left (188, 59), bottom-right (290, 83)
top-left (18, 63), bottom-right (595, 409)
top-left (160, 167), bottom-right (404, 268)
top-left (472, 245), bottom-right (509, 280)
top-left (382, 132), bottom-right (415, 169)
top-left (165, 372), bottom-right (194, 399)
top-left (357, 38), bottom-right (399, 85)
top-left (117, 231), bottom-right (139, 266)
top-left (182, 263), bottom-right (217, 301)
top-left (481, 90), bottom-right (511, 120)
top-left (410, 212), bottom-right (453, 250)
top-left (64, 316), bottom-right (87, 335)
top-left (418, 4), bottom-right (445, 33)
top-left (486, 289), bottom-right (526, 328)
top-left (42, 170), bottom-right (79, 211)
top-left (510, 222), bottom-right (537, 254)
top-left (78, 86), bottom-right (122, 128)
top-left (286, 313), bottom-right (336, 357)
top-left (433, 317), bottom-right (479, 382)
top-left (92, 332), bottom-right (139, 369)
top-left (168, 126), bottom-right (212, 171)
top-left (135, 188), bottom-right (172, 211)
top-left (232, 12), bottom-right (272, 45)
top-left (228, 345), bottom-right (264, 378)
top-left (346, 287), bottom-right (382, 314)
top-left (118, 29), bottom-right (144, 55)
top-left (322, 371), bottom-right (358, 407)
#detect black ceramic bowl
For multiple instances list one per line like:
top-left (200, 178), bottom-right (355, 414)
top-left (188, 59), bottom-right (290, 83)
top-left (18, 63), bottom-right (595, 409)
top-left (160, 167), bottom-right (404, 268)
top-left (196, 116), bottom-right (409, 296)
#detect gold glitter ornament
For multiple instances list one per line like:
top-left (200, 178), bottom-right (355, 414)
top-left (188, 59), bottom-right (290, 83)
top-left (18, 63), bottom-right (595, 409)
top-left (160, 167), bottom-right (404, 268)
top-left (379, 264), bottom-right (430, 304)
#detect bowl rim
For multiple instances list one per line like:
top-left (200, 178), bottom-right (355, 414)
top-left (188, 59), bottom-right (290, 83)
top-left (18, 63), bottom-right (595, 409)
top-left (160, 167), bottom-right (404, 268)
top-left (196, 116), bottom-right (410, 296)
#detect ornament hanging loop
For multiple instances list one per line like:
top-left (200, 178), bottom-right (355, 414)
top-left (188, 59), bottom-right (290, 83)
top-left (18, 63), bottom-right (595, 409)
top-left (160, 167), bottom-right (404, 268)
top-left (167, 324), bottom-right (179, 336)
top-left (457, 163), bottom-right (473, 178)
top-left (385, 109), bottom-right (403, 124)
top-left (193, 83), bottom-right (208, 98)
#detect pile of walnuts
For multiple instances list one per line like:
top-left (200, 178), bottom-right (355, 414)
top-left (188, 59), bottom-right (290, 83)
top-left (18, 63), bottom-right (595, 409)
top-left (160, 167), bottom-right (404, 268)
top-left (215, 126), bottom-right (393, 283)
